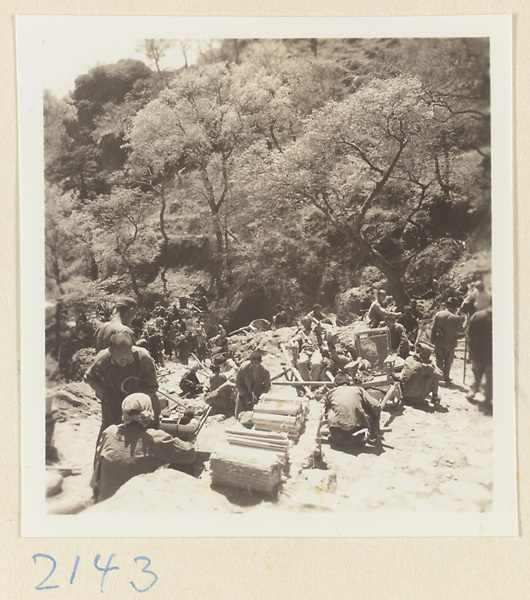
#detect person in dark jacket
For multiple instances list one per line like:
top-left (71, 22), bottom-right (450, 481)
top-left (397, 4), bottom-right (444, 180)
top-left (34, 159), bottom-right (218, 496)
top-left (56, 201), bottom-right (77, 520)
top-left (175, 332), bottom-right (194, 365)
top-left (272, 304), bottom-right (288, 329)
top-left (91, 393), bottom-right (196, 502)
top-left (209, 364), bottom-right (228, 392)
top-left (85, 331), bottom-right (160, 440)
top-left (145, 324), bottom-right (165, 367)
top-left (400, 343), bottom-right (442, 406)
top-left (324, 374), bottom-right (381, 447)
top-left (384, 314), bottom-right (411, 359)
top-left (180, 364), bottom-right (203, 397)
top-left (430, 297), bottom-right (464, 384)
top-left (399, 305), bottom-right (419, 340)
top-left (235, 350), bottom-right (271, 417)
top-left (466, 300), bottom-right (492, 412)
top-left (93, 296), bottom-right (137, 353)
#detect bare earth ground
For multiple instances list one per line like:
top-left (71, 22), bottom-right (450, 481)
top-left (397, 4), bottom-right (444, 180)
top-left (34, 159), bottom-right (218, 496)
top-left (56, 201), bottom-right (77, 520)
top-left (46, 339), bottom-right (492, 515)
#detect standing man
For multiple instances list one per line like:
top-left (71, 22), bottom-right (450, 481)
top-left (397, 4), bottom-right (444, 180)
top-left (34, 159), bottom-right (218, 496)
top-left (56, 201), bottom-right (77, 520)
top-left (195, 322), bottom-right (208, 361)
top-left (430, 297), bottom-right (464, 384)
top-left (145, 323), bottom-right (165, 367)
top-left (467, 298), bottom-right (493, 414)
top-left (470, 280), bottom-right (492, 313)
top-left (94, 296), bottom-right (137, 353)
top-left (85, 331), bottom-right (160, 440)
top-left (235, 350), bottom-right (271, 417)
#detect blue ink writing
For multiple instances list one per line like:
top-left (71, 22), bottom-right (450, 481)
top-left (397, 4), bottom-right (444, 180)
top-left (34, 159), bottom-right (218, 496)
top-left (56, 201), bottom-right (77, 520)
top-left (70, 555), bottom-right (80, 584)
top-left (33, 554), bottom-right (59, 591)
top-left (94, 553), bottom-right (119, 593)
top-left (130, 556), bottom-right (159, 593)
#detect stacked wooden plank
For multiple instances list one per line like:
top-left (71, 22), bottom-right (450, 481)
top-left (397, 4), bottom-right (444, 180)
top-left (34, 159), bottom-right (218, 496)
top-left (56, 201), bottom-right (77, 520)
top-left (252, 394), bottom-right (307, 439)
top-left (209, 393), bottom-right (310, 495)
top-left (261, 393), bottom-right (309, 415)
top-left (226, 427), bottom-right (290, 458)
top-left (210, 445), bottom-right (284, 494)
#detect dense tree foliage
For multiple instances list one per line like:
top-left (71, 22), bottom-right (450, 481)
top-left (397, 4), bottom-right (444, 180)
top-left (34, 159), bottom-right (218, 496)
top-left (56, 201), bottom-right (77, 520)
top-left (44, 37), bottom-right (491, 326)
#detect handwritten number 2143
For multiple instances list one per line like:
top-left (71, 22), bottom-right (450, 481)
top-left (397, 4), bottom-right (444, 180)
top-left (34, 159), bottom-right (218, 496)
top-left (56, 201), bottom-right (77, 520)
top-left (32, 553), bottom-right (158, 593)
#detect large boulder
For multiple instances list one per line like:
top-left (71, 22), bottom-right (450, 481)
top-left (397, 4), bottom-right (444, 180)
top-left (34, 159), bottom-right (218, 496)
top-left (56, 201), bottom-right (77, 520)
top-left (204, 382), bottom-right (236, 416)
top-left (335, 320), bottom-right (372, 352)
top-left (337, 286), bottom-right (372, 321)
top-left (67, 347), bottom-right (97, 381)
top-left (228, 326), bottom-right (296, 366)
top-left (55, 382), bottom-right (98, 409)
top-left (404, 239), bottom-right (463, 297)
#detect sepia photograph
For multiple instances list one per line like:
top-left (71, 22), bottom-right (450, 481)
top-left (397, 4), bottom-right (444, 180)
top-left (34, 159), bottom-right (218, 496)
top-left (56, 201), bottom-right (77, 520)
top-left (18, 15), bottom-right (515, 537)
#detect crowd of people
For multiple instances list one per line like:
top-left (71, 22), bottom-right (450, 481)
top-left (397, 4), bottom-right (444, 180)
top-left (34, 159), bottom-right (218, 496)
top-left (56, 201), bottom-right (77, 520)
top-left (46, 276), bottom-right (493, 504)
top-left (319, 280), bottom-right (492, 447)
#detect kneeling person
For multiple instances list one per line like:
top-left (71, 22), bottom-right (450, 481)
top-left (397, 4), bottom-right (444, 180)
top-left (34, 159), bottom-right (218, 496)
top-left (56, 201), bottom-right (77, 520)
top-left (91, 393), bottom-right (196, 502)
top-left (180, 364), bottom-right (203, 397)
top-left (400, 343), bottom-right (442, 406)
top-left (324, 374), bottom-right (381, 447)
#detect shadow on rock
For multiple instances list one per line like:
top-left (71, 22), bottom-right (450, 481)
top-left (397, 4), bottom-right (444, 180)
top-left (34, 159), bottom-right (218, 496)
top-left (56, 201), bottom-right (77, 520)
top-left (403, 401), bottom-right (448, 414)
top-left (442, 381), bottom-right (468, 393)
top-left (383, 405), bottom-right (405, 427)
top-left (327, 439), bottom-right (385, 457)
top-left (170, 450), bottom-right (211, 478)
top-left (210, 483), bottom-right (277, 506)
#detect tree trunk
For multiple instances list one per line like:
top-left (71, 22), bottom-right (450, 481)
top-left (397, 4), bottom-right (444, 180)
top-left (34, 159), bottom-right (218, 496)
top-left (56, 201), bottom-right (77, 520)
top-left (434, 154), bottom-right (451, 200)
top-left (213, 214), bottom-right (224, 256)
top-left (53, 301), bottom-right (62, 360)
top-left (212, 208), bottom-right (227, 294)
top-left (88, 252), bottom-right (99, 280)
top-left (201, 170), bottom-right (223, 255)
top-left (79, 171), bottom-right (87, 201)
top-left (158, 187), bottom-right (169, 295)
top-left (160, 267), bottom-right (168, 296)
top-left (356, 232), bottom-right (410, 308)
top-left (124, 261), bottom-right (142, 302)
top-left (51, 256), bottom-right (64, 359)
top-left (159, 190), bottom-right (169, 250)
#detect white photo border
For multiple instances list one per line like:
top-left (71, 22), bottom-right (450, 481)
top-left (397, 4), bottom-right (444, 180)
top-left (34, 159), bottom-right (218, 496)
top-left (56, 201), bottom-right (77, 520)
top-left (17, 14), bottom-right (515, 537)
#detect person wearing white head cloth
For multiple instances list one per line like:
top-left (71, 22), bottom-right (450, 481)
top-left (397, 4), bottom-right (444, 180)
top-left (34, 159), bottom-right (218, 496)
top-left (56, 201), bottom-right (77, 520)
top-left (91, 393), bottom-right (196, 502)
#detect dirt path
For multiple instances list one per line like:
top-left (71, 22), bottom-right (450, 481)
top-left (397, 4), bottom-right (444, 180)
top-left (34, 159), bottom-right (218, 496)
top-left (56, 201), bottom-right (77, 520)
top-left (47, 339), bottom-right (492, 515)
